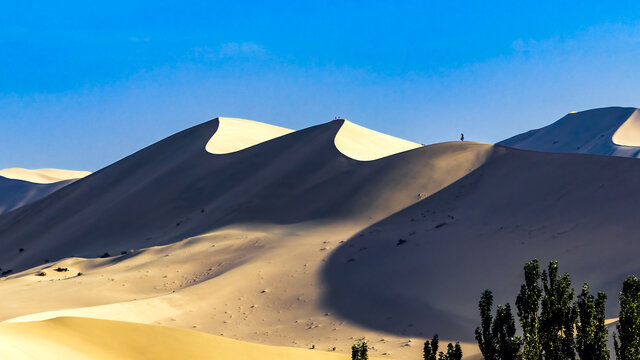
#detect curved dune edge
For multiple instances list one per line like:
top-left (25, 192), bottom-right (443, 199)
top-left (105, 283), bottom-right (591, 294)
top-left (0, 317), bottom-right (384, 360)
top-left (334, 120), bottom-right (422, 161)
top-left (0, 168), bottom-right (90, 184)
top-left (612, 109), bottom-right (640, 146)
top-left (205, 117), bottom-right (294, 154)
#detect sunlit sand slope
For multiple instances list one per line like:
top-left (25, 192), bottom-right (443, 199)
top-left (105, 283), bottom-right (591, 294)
top-left (333, 120), bottom-right (422, 161)
top-left (0, 168), bottom-right (90, 184)
top-left (499, 107), bottom-right (640, 157)
top-left (205, 117), bottom-right (293, 154)
top-left (0, 317), bottom-right (386, 360)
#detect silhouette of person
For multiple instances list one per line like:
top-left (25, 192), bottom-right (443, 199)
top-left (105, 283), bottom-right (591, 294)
top-left (460, 133), bottom-right (464, 141)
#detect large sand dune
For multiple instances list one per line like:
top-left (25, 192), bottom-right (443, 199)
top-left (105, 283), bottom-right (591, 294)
top-left (2, 112), bottom-right (638, 359)
top-left (499, 107), bottom-right (640, 157)
top-left (0, 118), bottom-right (489, 359)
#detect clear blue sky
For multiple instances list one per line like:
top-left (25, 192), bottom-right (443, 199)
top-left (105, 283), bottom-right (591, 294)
top-left (1, 1), bottom-right (640, 171)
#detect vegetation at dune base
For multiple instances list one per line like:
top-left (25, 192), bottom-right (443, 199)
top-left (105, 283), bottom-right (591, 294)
top-left (352, 340), bottom-right (368, 360)
top-left (470, 258), bottom-right (639, 360)
top-left (423, 334), bottom-right (463, 360)
top-left (412, 258), bottom-right (638, 360)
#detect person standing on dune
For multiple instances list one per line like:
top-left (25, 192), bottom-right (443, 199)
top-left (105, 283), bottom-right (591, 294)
top-left (460, 133), bottom-right (464, 141)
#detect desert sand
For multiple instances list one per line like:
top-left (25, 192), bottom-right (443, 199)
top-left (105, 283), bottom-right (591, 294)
top-left (205, 117), bottom-right (293, 154)
top-left (0, 168), bottom-right (90, 184)
top-left (1, 110), bottom-right (639, 359)
top-left (0, 317), bottom-right (385, 360)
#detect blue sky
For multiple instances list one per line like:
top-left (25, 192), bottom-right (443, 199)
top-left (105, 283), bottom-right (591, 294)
top-left (1, 1), bottom-right (640, 171)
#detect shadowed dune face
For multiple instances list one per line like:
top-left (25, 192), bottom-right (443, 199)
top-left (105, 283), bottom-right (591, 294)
top-left (0, 118), bottom-right (491, 275)
top-left (499, 107), bottom-right (640, 158)
top-left (322, 146), bottom-right (640, 341)
top-left (0, 177), bottom-right (75, 215)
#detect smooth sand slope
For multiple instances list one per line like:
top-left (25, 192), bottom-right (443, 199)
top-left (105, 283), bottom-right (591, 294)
top-left (205, 117), bottom-right (293, 154)
top-left (0, 117), bottom-right (491, 359)
top-left (334, 120), bottom-right (422, 161)
top-left (0, 168), bottom-right (90, 184)
top-left (499, 106), bottom-right (640, 157)
top-left (0, 177), bottom-right (74, 215)
top-left (0, 317), bottom-right (385, 360)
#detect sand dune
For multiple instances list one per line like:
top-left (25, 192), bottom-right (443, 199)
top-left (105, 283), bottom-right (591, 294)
top-left (205, 117), bottom-right (293, 154)
top-left (499, 106), bottom-right (640, 157)
top-left (0, 118), bottom-right (490, 359)
top-left (0, 317), bottom-right (384, 360)
top-left (2, 113), bottom-right (638, 359)
top-left (0, 168), bottom-right (90, 184)
top-left (0, 177), bottom-right (74, 215)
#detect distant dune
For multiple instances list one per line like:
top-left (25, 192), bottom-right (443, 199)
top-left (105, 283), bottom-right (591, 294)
top-left (0, 168), bottom-right (90, 184)
top-left (0, 168), bottom-right (89, 215)
top-left (499, 106), bottom-right (640, 157)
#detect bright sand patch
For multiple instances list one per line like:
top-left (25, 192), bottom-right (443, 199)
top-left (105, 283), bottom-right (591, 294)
top-left (334, 120), bottom-right (422, 161)
top-left (0, 168), bottom-right (90, 184)
top-left (612, 109), bottom-right (640, 146)
top-left (0, 317), bottom-right (385, 360)
top-left (205, 117), bottom-right (293, 154)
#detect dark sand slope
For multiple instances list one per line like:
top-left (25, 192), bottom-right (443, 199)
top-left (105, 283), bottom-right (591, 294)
top-left (323, 145), bottom-right (640, 342)
top-left (0, 177), bottom-right (75, 215)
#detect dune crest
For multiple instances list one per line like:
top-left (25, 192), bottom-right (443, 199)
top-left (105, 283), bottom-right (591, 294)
top-left (205, 117), bottom-right (293, 154)
top-left (333, 120), bottom-right (421, 161)
top-left (612, 109), bottom-right (640, 146)
top-left (0, 168), bottom-right (90, 184)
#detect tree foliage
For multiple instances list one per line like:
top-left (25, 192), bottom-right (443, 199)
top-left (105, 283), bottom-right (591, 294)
top-left (493, 303), bottom-right (523, 360)
top-left (351, 340), bottom-right (368, 360)
top-left (424, 334), bottom-right (439, 360)
top-left (476, 290), bottom-right (522, 360)
top-left (576, 283), bottom-right (609, 360)
top-left (615, 276), bottom-right (640, 360)
top-left (539, 261), bottom-right (577, 360)
top-left (438, 342), bottom-right (463, 360)
top-left (516, 259), bottom-right (542, 360)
